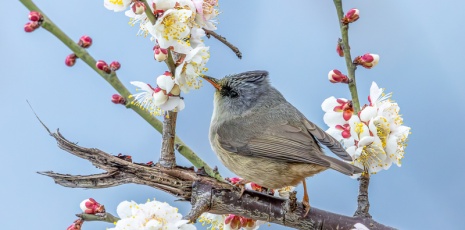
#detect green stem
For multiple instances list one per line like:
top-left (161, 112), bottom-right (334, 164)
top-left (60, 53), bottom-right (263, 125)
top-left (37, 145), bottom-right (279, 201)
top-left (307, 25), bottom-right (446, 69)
top-left (19, 0), bottom-right (221, 181)
top-left (141, 0), bottom-right (157, 25)
top-left (333, 0), bottom-right (371, 218)
top-left (333, 0), bottom-right (360, 113)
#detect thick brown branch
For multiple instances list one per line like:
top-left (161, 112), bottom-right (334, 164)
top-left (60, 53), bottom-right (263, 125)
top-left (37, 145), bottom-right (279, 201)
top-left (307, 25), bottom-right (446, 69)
top-left (159, 111), bottom-right (178, 168)
top-left (41, 130), bottom-right (394, 229)
top-left (204, 29), bottom-right (242, 59)
top-left (354, 174), bottom-right (371, 218)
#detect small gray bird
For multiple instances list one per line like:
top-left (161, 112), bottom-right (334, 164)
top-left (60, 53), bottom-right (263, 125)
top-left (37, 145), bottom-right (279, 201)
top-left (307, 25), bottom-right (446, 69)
top-left (203, 70), bottom-right (363, 215)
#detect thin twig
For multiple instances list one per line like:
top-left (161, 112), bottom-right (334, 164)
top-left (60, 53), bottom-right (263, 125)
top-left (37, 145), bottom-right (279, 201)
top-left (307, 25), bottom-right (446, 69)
top-left (204, 29), bottom-right (242, 59)
top-left (77, 213), bottom-right (120, 223)
top-left (333, 0), bottom-right (371, 218)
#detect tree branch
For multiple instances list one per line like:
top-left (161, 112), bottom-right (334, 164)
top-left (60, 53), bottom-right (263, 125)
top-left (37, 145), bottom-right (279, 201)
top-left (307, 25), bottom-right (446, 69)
top-left (204, 29), bottom-right (242, 59)
top-left (159, 111), bottom-right (178, 168)
top-left (19, 0), bottom-right (221, 180)
top-left (77, 213), bottom-right (120, 224)
top-left (333, 0), bottom-right (372, 218)
top-left (39, 128), bottom-right (394, 229)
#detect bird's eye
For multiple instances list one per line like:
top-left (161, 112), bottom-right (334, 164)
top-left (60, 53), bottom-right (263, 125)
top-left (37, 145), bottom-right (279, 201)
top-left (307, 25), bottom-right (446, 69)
top-left (229, 90), bottom-right (238, 98)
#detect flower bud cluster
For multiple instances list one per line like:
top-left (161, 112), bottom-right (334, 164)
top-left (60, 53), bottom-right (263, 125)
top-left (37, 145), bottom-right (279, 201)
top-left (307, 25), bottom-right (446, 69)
top-left (24, 11), bottom-right (43, 33)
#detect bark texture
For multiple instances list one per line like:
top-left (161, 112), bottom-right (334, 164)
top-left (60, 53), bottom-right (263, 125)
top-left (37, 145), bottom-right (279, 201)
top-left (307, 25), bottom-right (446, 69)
top-left (40, 129), bottom-right (395, 230)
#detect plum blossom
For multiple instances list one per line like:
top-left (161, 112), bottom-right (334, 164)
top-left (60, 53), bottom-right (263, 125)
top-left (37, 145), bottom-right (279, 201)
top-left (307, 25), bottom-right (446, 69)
top-left (130, 72), bottom-right (185, 115)
top-left (192, 0), bottom-right (219, 30)
top-left (175, 46), bottom-right (210, 92)
top-left (108, 199), bottom-right (196, 230)
top-left (322, 82), bottom-right (410, 177)
top-left (104, 0), bottom-right (132, 12)
top-left (149, 8), bottom-right (195, 54)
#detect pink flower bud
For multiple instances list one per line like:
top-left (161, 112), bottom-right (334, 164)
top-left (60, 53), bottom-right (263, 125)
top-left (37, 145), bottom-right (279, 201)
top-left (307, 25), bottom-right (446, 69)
top-left (24, 21), bottom-right (40, 33)
top-left (111, 94), bottom-right (125, 104)
top-left (78, 35), bottom-right (92, 48)
top-left (67, 219), bottom-right (84, 230)
top-left (335, 124), bottom-right (351, 138)
top-left (227, 177), bottom-right (242, 185)
top-left (336, 42), bottom-right (344, 57)
top-left (28, 11), bottom-right (42, 22)
top-left (65, 54), bottom-right (78, 67)
top-left (96, 60), bottom-right (111, 73)
top-left (132, 1), bottom-right (146, 15)
top-left (80, 198), bottom-right (105, 214)
top-left (240, 217), bottom-right (258, 229)
top-left (110, 61), bottom-right (121, 71)
top-left (225, 214), bottom-right (242, 230)
top-left (117, 153), bottom-right (133, 162)
top-left (354, 53), bottom-right (379, 69)
top-left (328, 69), bottom-right (350, 84)
top-left (153, 45), bottom-right (168, 62)
top-left (342, 8), bottom-right (360, 24)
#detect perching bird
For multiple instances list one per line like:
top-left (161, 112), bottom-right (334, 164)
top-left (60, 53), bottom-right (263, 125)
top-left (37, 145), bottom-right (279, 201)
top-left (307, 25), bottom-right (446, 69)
top-left (204, 70), bottom-right (363, 216)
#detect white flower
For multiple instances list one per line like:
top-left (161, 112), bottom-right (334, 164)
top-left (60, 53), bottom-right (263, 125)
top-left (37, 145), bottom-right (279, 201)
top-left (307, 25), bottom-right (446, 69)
top-left (148, 8), bottom-right (195, 54)
top-left (175, 46), bottom-right (210, 92)
top-left (198, 213), bottom-right (225, 230)
top-left (192, 0), bottom-right (219, 30)
top-left (104, 0), bottom-right (132, 12)
top-left (109, 199), bottom-right (196, 230)
top-left (130, 80), bottom-right (185, 116)
top-left (322, 82), bottom-right (410, 177)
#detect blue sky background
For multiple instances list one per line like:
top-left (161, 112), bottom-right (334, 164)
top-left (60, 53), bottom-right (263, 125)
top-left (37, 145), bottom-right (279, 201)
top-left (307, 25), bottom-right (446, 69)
top-left (2, 0), bottom-right (464, 229)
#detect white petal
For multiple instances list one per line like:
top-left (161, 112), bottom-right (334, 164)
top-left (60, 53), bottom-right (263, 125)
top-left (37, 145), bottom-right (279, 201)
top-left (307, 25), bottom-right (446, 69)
top-left (159, 97), bottom-right (180, 111)
top-left (79, 199), bottom-right (89, 212)
top-left (346, 146), bottom-right (358, 159)
top-left (323, 112), bottom-right (346, 127)
top-left (321, 96), bottom-right (340, 112)
top-left (156, 75), bottom-right (175, 92)
top-left (359, 106), bottom-right (377, 123)
top-left (369, 81), bottom-right (382, 104)
top-left (153, 91), bottom-right (169, 106)
top-left (359, 136), bottom-right (375, 147)
top-left (116, 200), bottom-right (137, 219)
top-left (130, 81), bottom-right (155, 93)
top-left (176, 98), bottom-right (185, 111)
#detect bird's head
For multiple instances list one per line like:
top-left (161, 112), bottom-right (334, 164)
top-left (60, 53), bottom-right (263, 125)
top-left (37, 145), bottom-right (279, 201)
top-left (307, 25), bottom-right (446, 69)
top-left (203, 70), bottom-right (273, 114)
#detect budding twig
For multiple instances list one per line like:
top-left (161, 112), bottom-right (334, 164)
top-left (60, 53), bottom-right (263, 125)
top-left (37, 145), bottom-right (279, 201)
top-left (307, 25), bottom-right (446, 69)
top-left (333, 0), bottom-right (360, 112)
top-left (333, 0), bottom-right (371, 218)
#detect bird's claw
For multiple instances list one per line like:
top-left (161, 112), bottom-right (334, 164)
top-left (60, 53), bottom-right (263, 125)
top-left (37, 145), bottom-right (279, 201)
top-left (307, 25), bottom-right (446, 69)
top-left (302, 200), bottom-right (311, 217)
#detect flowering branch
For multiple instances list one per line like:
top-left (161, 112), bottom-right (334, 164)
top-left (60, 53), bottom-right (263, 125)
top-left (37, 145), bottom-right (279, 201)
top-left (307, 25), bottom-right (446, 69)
top-left (41, 127), bottom-right (394, 230)
top-left (333, 0), bottom-right (360, 112)
top-left (19, 0), bottom-right (221, 181)
top-left (333, 0), bottom-right (371, 218)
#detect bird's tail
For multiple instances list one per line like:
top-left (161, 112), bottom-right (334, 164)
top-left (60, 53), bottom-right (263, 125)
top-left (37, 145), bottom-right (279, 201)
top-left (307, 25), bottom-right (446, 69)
top-left (321, 155), bottom-right (363, 176)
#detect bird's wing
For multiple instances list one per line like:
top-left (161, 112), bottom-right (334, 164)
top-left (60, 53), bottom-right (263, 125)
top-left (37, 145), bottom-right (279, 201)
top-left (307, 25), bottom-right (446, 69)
top-left (216, 121), bottom-right (331, 167)
top-left (302, 118), bottom-right (353, 161)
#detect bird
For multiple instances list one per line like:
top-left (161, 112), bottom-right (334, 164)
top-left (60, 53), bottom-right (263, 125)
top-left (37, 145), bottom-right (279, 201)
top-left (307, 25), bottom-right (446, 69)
top-left (203, 70), bottom-right (363, 216)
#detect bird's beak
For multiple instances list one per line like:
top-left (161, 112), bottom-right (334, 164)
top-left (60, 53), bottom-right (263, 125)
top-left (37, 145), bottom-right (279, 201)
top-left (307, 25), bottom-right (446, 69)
top-left (202, 75), bottom-right (221, 90)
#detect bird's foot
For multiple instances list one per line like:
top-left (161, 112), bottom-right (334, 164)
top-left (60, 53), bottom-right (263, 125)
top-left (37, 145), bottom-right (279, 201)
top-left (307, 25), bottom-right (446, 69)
top-left (302, 199), bottom-right (311, 217)
top-left (226, 177), bottom-right (250, 197)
